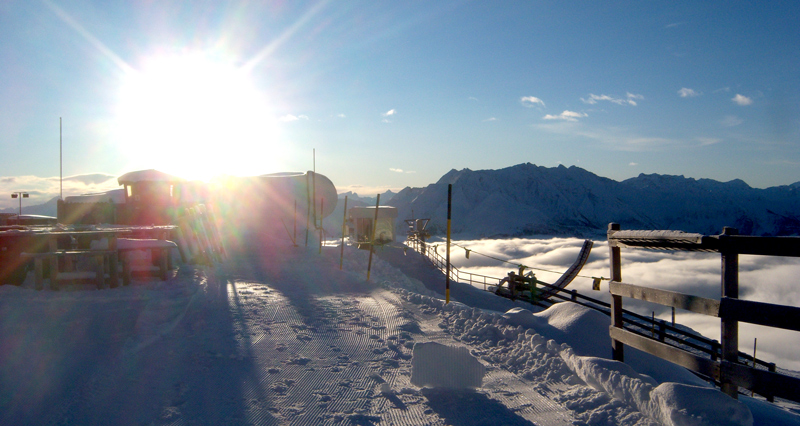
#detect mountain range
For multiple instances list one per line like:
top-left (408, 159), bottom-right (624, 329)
top-left (385, 163), bottom-right (800, 238)
top-left (9, 164), bottom-right (800, 239)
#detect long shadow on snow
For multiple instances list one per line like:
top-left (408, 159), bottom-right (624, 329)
top-left (232, 243), bottom-right (377, 326)
top-left (421, 388), bottom-right (536, 426)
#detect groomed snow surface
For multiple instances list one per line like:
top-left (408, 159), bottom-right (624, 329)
top-left (1, 240), bottom-right (799, 426)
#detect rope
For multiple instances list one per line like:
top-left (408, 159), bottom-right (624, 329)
top-left (442, 241), bottom-right (607, 282)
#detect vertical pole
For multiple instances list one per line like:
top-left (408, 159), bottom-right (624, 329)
top-left (446, 184), bottom-right (452, 304)
top-left (319, 199), bottom-right (324, 254)
top-left (60, 117), bottom-right (63, 200)
top-left (294, 200), bottom-right (297, 246)
top-left (312, 149), bottom-right (317, 229)
top-left (340, 196), bottom-right (348, 270)
top-left (305, 173), bottom-right (310, 247)
top-left (720, 226), bottom-right (739, 399)
top-left (672, 306), bottom-right (676, 326)
top-left (608, 223), bottom-right (624, 362)
top-left (366, 194), bottom-right (380, 281)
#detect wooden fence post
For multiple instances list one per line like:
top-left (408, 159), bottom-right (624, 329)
top-left (720, 226), bottom-right (740, 399)
top-left (609, 223), bottom-right (624, 362)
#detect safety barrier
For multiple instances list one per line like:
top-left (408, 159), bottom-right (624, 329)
top-left (608, 223), bottom-right (800, 403)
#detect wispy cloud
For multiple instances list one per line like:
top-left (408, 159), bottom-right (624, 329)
top-left (483, 117), bottom-right (497, 122)
top-left (389, 168), bottom-right (416, 174)
top-left (520, 96), bottom-right (545, 108)
top-left (720, 115), bottom-right (743, 127)
top-left (678, 88), bottom-right (700, 98)
top-left (696, 137), bottom-right (722, 146)
top-left (581, 93), bottom-right (643, 106)
top-left (533, 121), bottom-right (705, 152)
top-left (629, 162), bottom-right (638, 166)
top-left (468, 96), bottom-right (478, 101)
top-left (279, 114), bottom-right (309, 122)
top-left (732, 94), bottom-right (753, 106)
top-left (336, 113), bottom-right (346, 118)
top-left (543, 110), bottom-right (587, 122)
top-left (382, 109), bottom-right (396, 117)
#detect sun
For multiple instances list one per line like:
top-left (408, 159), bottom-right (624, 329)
top-left (114, 52), bottom-right (285, 181)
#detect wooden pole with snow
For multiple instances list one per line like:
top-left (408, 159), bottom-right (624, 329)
top-left (366, 194), bottom-right (380, 281)
top-left (446, 184), bottom-right (452, 304)
top-left (340, 196), bottom-right (348, 270)
top-left (720, 226), bottom-right (739, 399)
top-left (609, 223), bottom-right (624, 361)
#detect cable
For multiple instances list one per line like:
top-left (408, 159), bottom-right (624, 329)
top-left (445, 241), bottom-right (607, 282)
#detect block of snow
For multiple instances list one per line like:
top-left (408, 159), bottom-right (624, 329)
top-left (502, 307), bottom-right (540, 328)
top-left (650, 383), bottom-right (753, 426)
top-left (411, 342), bottom-right (485, 388)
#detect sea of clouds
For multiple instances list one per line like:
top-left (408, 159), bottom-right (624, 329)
top-left (428, 236), bottom-right (800, 372)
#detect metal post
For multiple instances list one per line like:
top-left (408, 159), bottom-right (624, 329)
top-left (319, 198), bottom-right (324, 254)
top-left (609, 223), bottom-right (624, 362)
top-left (366, 194), bottom-right (380, 281)
top-left (305, 173), bottom-right (310, 247)
top-left (340, 196), bottom-right (348, 270)
top-left (446, 184), bottom-right (452, 304)
top-left (720, 227), bottom-right (739, 399)
top-left (312, 149), bottom-right (317, 229)
top-left (60, 117), bottom-right (63, 200)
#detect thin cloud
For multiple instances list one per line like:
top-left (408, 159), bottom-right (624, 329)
top-left (720, 115), bottom-right (743, 127)
top-left (389, 168), bottom-right (404, 173)
top-left (520, 96), bottom-right (545, 108)
top-left (696, 137), bottom-right (722, 146)
top-left (678, 88), bottom-right (700, 98)
top-left (336, 113), bottom-right (346, 118)
top-left (279, 114), bottom-right (309, 122)
top-left (382, 109), bottom-right (396, 117)
top-left (629, 162), bottom-right (638, 166)
top-left (732, 94), bottom-right (753, 106)
top-left (483, 117), bottom-right (497, 122)
top-left (468, 96), bottom-right (478, 101)
top-left (581, 93), bottom-right (643, 106)
top-left (543, 110), bottom-right (587, 122)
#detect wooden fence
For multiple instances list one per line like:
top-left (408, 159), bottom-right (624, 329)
top-left (608, 223), bottom-right (800, 402)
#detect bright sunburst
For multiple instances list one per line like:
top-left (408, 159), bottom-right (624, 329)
top-left (115, 52), bottom-right (284, 181)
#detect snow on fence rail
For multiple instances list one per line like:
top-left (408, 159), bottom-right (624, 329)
top-left (607, 223), bottom-right (800, 403)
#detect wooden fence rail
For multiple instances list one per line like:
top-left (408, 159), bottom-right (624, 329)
top-left (608, 223), bottom-right (800, 403)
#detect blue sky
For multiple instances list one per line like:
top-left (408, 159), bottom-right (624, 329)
top-left (1, 0), bottom-right (798, 208)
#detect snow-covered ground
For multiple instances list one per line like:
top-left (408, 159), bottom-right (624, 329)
top-left (1, 238), bottom-right (799, 426)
